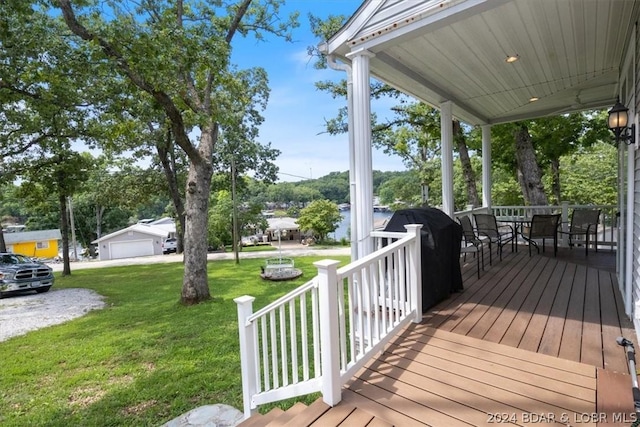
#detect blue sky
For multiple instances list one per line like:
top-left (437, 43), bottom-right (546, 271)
top-left (231, 0), bottom-right (406, 182)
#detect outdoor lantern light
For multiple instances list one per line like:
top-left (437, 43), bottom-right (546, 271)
top-left (608, 98), bottom-right (635, 145)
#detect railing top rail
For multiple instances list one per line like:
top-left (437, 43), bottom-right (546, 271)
top-left (492, 204), bottom-right (616, 210)
top-left (337, 232), bottom-right (415, 277)
top-left (370, 230), bottom-right (407, 239)
top-left (246, 278), bottom-right (317, 323)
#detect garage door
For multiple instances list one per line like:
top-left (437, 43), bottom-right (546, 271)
top-left (110, 240), bottom-right (155, 259)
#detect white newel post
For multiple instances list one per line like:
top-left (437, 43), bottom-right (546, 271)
top-left (234, 295), bottom-right (257, 419)
top-left (405, 225), bottom-right (423, 322)
top-left (314, 259), bottom-right (342, 406)
top-left (561, 201), bottom-right (569, 247)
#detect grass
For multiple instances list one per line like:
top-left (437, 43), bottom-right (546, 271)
top-left (0, 254), bottom-right (349, 427)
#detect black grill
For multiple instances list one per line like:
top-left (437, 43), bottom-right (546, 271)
top-left (15, 268), bottom-right (51, 280)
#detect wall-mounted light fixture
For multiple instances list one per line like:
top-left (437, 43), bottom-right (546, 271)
top-left (607, 98), bottom-right (635, 145)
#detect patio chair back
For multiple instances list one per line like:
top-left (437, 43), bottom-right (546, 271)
top-left (459, 215), bottom-right (480, 245)
top-left (473, 213), bottom-right (499, 238)
top-left (559, 208), bottom-right (601, 255)
top-left (570, 209), bottom-right (601, 233)
top-left (527, 214), bottom-right (561, 256)
top-left (458, 215), bottom-right (483, 278)
top-left (473, 213), bottom-right (514, 261)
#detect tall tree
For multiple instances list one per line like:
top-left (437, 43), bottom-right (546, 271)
top-left (513, 123), bottom-right (548, 206)
top-left (453, 120), bottom-right (480, 207)
top-left (54, 0), bottom-right (297, 304)
top-left (296, 199), bottom-right (342, 242)
top-left (0, 3), bottom-right (104, 268)
top-left (528, 112), bottom-right (609, 204)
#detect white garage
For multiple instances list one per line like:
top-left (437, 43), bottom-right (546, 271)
top-left (110, 239), bottom-right (155, 259)
top-left (92, 223), bottom-right (170, 261)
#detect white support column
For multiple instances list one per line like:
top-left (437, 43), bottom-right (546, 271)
top-left (440, 101), bottom-right (454, 217)
top-left (347, 48), bottom-right (375, 257)
top-left (314, 259), bottom-right (342, 406)
top-left (481, 125), bottom-right (492, 209)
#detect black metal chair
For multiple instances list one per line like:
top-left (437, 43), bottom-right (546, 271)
top-left (525, 214), bottom-right (561, 256)
top-left (473, 213), bottom-right (514, 262)
top-left (458, 216), bottom-right (484, 278)
top-left (558, 209), bottom-right (601, 256)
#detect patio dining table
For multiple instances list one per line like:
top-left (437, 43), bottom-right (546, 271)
top-left (495, 215), bottom-right (531, 252)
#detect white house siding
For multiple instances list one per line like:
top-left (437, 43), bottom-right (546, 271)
top-left (632, 21), bottom-right (640, 340)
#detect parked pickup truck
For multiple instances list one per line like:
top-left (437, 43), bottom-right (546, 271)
top-left (162, 238), bottom-right (178, 254)
top-left (0, 253), bottom-right (54, 297)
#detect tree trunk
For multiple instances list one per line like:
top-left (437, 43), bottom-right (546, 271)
top-left (156, 128), bottom-right (186, 253)
top-left (514, 124), bottom-right (548, 206)
top-left (180, 129), bottom-right (214, 305)
top-left (59, 193), bottom-right (71, 276)
top-left (0, 229), bottom-right (6, 253)
top-left (453, 120), bottom-right (480, 207)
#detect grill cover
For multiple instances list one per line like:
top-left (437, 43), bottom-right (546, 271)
top-left (383, 207), bottom-right (463, 312)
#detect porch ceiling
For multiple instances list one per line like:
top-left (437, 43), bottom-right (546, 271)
top-left (325, 0), bottom-right (639, 126)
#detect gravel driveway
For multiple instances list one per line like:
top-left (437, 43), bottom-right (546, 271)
top-left (0, 288), bottom-right (106, 342)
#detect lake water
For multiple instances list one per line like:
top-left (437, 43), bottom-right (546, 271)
top-left (331, 211), bottom-right (393, 240)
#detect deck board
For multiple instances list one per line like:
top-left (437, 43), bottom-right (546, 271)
top-left (342, 326), bottom-right (597, 427)
top-left (519, 260), bottom-right (566, 353)
top-left (582, 267), bottom-right (603, 367)
top-left (335, 248), bottom-right (635, 427)
top-left (558, 264), bottom-right (587, 363)
top-left (499, 257), bottom-right (558, 348)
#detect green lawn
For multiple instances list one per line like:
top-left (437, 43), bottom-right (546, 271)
top-left (0, 255), bottom-right (349, 427)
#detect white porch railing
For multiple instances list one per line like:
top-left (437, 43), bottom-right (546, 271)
top-left (234, 224), bottom-right (423, 419)
top-left (454, 203), bottom-right (618, 250)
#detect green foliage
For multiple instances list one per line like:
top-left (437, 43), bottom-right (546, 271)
top-left (208, 191), bottom-right (233, 249)
top-left (208, 190), bottom-right (267, 248)
top-left (286, 206), bottom-right (300, 217)
top-left (296, 199), bottom-right (342, 241)
top-left (378, 170), bottom-right (423, 207)
top-left (559, 142), bottom-right (617, 205)
top-left (491, 167), bottom-right (524, 206)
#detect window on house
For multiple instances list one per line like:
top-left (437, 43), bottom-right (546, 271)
top-left (36, 241), bottom-right (49, 249)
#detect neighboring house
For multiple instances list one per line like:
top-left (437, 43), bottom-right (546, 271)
top-left (92, 222), bottom-right (174, 261)
top-left (4, 229), bottom-right (62, 259)
top-left (146, 217), bottom-right (177, 238)
top-left (265, 217), bottom-right (301, 242)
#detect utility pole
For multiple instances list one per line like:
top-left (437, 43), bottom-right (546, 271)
top-left (231, 158), bottom-right (239, 264)
top-left (67, 196), bottom-right (78, 261)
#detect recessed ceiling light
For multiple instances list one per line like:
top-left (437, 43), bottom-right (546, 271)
top-left (529, 97), bottom-right (539, 102)
top-left (505, 54), bottom-right (519, 63)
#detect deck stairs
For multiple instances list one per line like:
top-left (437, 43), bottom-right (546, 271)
top-left (236, 398), bottom-right (392, 427)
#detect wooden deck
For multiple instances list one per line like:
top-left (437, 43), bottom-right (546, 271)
top-left (242, 246), bottom-right (638, 426)
top-left (338, 246), bottom-right (637, 426)
top-left (429, 246), bottom-right (633, 372)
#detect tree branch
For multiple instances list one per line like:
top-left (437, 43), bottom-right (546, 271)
top-left (55, 0), bottom-right (204, 165)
